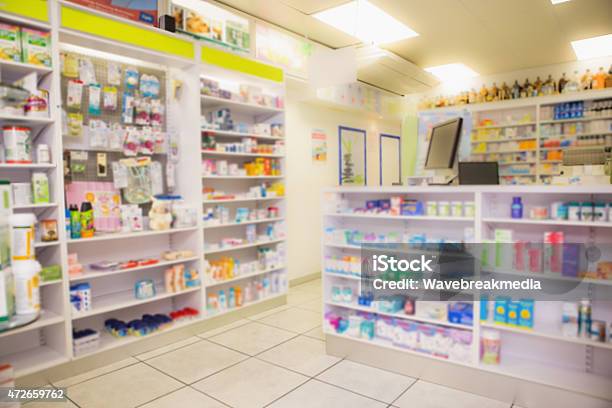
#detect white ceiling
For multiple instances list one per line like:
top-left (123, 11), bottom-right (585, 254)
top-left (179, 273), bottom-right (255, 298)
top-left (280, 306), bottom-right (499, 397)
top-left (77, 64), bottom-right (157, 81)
top-left (213, 0), bottom-right (611, 94)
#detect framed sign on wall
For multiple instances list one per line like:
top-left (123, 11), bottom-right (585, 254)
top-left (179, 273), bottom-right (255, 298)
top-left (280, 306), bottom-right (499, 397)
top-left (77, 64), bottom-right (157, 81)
top-left (339, 126), bottom-right (367, 186)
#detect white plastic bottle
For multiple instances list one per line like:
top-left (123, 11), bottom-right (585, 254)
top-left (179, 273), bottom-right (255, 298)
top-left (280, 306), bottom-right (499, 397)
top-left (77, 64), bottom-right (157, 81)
top-left (0, 267), bottom-right (14, 323)
top-left (12, 260), bottom-right (41, 315)
top-left (9, 213), bottom-right (37, 261)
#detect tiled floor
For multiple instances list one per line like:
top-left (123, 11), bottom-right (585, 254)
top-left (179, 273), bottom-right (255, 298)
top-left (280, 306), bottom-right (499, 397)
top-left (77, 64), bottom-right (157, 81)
top-left (32, 278), bottom-right (518, 408)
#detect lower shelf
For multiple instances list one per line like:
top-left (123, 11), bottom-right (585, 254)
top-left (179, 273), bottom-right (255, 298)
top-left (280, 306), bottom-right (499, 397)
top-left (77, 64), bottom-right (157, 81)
top-left (3, 346), bottom-right (69, 378)
top-left (479, 353), bottom-right (612, 401)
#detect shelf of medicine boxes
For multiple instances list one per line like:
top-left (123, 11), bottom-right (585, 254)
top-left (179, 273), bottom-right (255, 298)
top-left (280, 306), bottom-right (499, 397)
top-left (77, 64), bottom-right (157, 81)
top-left (199, 64), bottom-right (288, 305)
top-left (0, 13), bottom-right (67, 377)
top-left (322, 186), bottom-right (612, 400)
top-left (429, 88), bottom-right (612, 184)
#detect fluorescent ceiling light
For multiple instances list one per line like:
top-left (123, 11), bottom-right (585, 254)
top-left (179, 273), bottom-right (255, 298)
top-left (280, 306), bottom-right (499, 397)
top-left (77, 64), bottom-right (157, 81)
top-left (424, 63), bottom-right (479, 82)
top-left (313, 0), bottom-right (418, 44)
top-left (550, 0), bottom-right (571, 4)
top-left (571, 34), bottom-right (612, 60)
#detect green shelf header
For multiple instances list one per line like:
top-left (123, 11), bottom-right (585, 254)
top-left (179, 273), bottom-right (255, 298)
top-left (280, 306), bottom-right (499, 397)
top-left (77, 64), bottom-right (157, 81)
top-left (0, 0), bottom-right (49, 23)
top-left (61, 6), bottom-right (195, 60)
top-left (202, 45), bottom-right (284, 83)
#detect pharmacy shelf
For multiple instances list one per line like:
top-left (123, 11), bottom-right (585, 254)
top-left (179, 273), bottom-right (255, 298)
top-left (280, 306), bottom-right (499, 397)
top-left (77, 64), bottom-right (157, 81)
top-left (209, 293), bottom-right (286, 318)
top-left (34, 241), bottom-right (60, 248)
top-left (203, 217), bottom-right (284, 229)
top-left (69, 256), bottom-right (200, 282)
top-left (0, 114), bottom-right (54, 124)
top-left (482, 217), bottom-right (612, 228)
top-left (67, 226), bottom-right (199, 244)
top-left (40, 279), bottom-right (62, 287)
top-left (201, 95), bottom-right (284, 115)
top-left (72, 286), bottom-right (201, 321)
top-left (202, 175), bottom-right (284, 180)
top-left (471, 137), bottom-right (536, 144)
top-left (480, 321), bottom-right (612, 351)
top-left (0, 59), bottom-right (53, 77)
top-left (541, 131), bottom-right (612, 139)
top-left (324, 271), bottom-right (361, 281)
top-left (480, 267), bottom-right (612, 287)
top-left (325, 301), bottom-right (472, 330)
top-left (472, 122), bottom-right (537, 130)
top-left (325, 331), bottom-right (473, 368)
top-left (475, 149), bottom-right (536, 155)
top-left (0, 163), bottom-right (56, 170)
top-left (12, 202), bottom-right (58, 210)
top-left (73, 317), bottom-right (204, 360)
top-left (0, 311), bottom-right (64, 340)
top-left (204, 239), bottom-right (285, 255)
top-left (540, 115), bottom-right (612, 125)
top-left (201, 128), bottom-right (284, 141)
top-left (324, 242), bottom-right (361, 250)
top-left (4, 347), bottom-right (69, 378)
top-left (479, 353), bottom-right (612, 401)
top-left (324, 212), bottom-right (473, 222)
top-left (202, 150), bottom-right (283, 158)
top-left (206, 265), bottom-right (285, 287)
top-left (498, 162), bottom-right (535, 166)
top-left (203, 196), bottom-right (284, 204)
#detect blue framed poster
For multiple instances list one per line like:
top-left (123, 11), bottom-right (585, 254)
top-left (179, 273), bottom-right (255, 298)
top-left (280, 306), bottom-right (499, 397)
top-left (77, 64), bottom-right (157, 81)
top-left (379, 133), bottom-right (401, 185)
top-left (339, 126), bottom-right (367, 185)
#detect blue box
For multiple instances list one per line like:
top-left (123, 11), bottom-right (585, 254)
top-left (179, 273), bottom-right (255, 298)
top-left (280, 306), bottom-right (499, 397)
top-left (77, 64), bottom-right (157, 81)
top-left (518, 299), bottom-right (534, 329)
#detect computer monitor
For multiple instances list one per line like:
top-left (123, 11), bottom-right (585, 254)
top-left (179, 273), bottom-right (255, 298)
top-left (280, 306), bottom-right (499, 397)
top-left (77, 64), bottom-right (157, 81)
top-left (425, 117), bottom-right (463, 170)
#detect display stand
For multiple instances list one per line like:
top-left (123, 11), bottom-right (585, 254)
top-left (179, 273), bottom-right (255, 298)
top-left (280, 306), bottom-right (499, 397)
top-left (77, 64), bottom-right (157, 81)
top-left (0, 2), bottom-right (287, 379)
top-left (322, 186), bottom-right (612, 407)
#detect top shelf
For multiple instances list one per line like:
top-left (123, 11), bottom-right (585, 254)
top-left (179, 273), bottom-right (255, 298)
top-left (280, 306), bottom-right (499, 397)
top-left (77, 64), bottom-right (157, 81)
top-left (540, 115), bottom-right (612, 125)
top-left (201, 95), bottom-right (284, 116)
top-left (0, 59), bottom-right (52, 80)
top-left (473, 122), bottom-right (536, 130)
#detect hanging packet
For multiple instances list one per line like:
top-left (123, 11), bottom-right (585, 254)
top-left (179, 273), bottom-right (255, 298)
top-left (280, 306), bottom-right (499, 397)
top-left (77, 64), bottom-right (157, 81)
top-left (112, 161), bottom-right (128, 189)
top-left (103, 86), bottom-right (118, 111)
top-left (62, 53), bottom-right (79, 78)
top-left (67, 80), bottom-right (84, 110)
top-left (88, 119), bottom-right (108, 148)
top-left (123, 127), bottom-right (139, 156)
top-left (150, 161), bottom-right (163, 195)
top-left (124, 66), bottom-right (139, 90)
top-left (107, 62), bottom-right (121, 86)
top-left (139, 126), bottom-right (154, 155)
top-left (67, 113), bottom-right (84, 137)
top-left (79, 57), bottom-right (97, 85)
top-left (150, 99), bottom-right (164, 127)
top-left (109, 123), bottom-right (123, 150)
top-left (88, 84), bottom-right (102, 116)
top-left (134, 98), bottom-right (151, 125)
top-left (122, 92), bottom-right (134, 124)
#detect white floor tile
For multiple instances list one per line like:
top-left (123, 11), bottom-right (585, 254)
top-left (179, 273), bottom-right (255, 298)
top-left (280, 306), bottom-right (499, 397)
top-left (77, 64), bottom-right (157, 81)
top-left (268, 379), bottom-right (386, 408)
top-left (140, 387), bottom-right (226, 408)
top-left (67, 363), bottom-right (182, 408)
top-left (295, 298), bottom-right (323, 313)
top-left (23, 401), bottom-right (78, 408)
top-left (246, 305), bottom-right (291, 321)
top-left (394, 381), bottom-right (510, 408)
top-left (197, 318), bottom-right (250, 338)
top-left (147, 340), bottom-right (247, 384)
top-left (316, 360), bottom-right (415, 403)
top-left (303, 326), bottom-right (325, 340)
top-left (135, 336), bottom-right (202, 361)
top-left (53, 357), bottom-right (139, 388)
top-left (208, 321), bottom-right (295, 355)
top-left (193, 358), bottom-right (308, 408)
top-left (258, 307), bottom-right (321, 333)
top-left (257, 336), bottom-right (340, 376)
top-left (286, 290), bottom-right (320, 306)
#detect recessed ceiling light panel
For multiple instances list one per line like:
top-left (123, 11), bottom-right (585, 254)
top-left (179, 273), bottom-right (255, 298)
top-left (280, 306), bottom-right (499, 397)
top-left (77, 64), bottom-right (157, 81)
top-left (571, 34), bottom-right (612, 60)
top-left (550, 0), bottom-right (571, 4)
top-left (424, 63), bottom-right (479, 82)
top-left (313, 0), bottom-right (418, 44)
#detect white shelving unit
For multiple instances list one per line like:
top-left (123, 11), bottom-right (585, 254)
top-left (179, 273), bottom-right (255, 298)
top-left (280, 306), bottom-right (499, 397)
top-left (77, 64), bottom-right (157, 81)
top-left (322, 186), bottom-right (612, 403)
top-left (200, 62), bottom-right (288, 316)
top-left (0, 2), bottom-right (288, 379)
top-left (0, 7), bottom-right (68, 380)
top-left (424, 88), bottom-right (612, 185)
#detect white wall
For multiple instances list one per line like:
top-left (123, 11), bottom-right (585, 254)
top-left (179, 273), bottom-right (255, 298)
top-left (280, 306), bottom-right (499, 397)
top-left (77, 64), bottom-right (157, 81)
top-left (285, 81), bottom-right (402, 281)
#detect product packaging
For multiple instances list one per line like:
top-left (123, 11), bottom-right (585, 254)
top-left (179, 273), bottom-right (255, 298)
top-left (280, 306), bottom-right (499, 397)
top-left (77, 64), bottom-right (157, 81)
top-left (0, 23), bottom-right (21, 62)
top-left (31, 172), bottom-right (49, 204)
top-left (88, 84), bottom-right (102, 115)
top-left (2, 126), bottom-right (32, 163)
top-left (13, 260), bottom-right (41, 315)
top-left (20, 28), bottom-right (51, 67)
